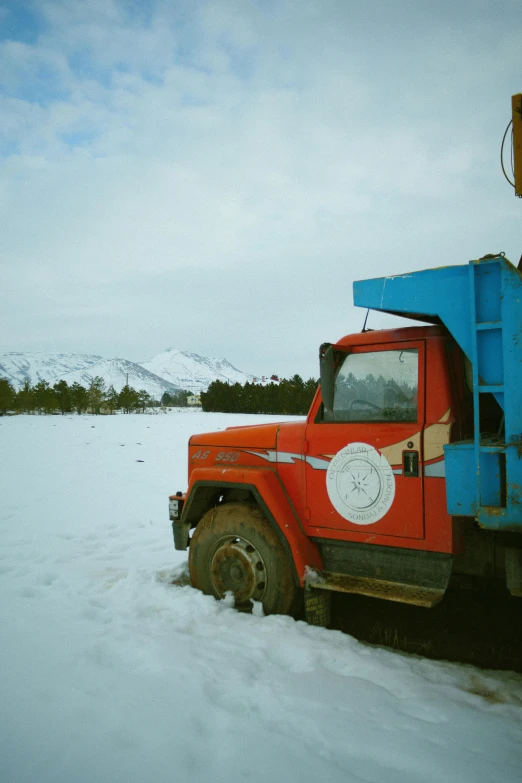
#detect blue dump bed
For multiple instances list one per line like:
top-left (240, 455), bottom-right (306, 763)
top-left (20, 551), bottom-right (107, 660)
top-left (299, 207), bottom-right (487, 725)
top-left (353, 254), bottom-right (522, 532)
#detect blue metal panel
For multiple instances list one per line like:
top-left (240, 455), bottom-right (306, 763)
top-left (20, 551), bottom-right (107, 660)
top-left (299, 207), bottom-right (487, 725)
top-left (353, 265), bottom-right (473, 360)
top-left (477, 329), bottom-right (503, 386)
top-left (444, 443), bottom-right (476, 516)
top-left (500, 262), bottom-right (522, 440)
top-left (479, 451), bottom-right (505, 507)
top-left (474, 262), bottom-right (501, 323)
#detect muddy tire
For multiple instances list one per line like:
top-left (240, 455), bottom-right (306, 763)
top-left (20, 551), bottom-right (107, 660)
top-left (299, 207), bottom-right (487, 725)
top-left (189, 502), bottom-right (300, 616)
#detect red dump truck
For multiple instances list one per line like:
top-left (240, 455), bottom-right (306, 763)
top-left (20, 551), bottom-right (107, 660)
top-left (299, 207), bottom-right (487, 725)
top-left (170, 253), bottom-right (522, 625)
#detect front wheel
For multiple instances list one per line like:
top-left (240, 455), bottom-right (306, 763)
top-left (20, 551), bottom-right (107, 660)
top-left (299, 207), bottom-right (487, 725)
top-left (189, 502), bottom-right (300, 616)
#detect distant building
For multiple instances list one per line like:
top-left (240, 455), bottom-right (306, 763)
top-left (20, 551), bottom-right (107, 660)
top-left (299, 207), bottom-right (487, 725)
top-left (187, 394), bottom-right (201, 406)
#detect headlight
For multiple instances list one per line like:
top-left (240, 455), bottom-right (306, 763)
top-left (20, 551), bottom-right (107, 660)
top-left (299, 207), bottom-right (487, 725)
top-left (169, 494), bottom-right (185, 520)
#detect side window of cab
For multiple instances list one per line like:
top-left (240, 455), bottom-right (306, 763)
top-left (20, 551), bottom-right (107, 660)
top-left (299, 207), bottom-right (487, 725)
top-left (322, 348), bottom-right (418, 423)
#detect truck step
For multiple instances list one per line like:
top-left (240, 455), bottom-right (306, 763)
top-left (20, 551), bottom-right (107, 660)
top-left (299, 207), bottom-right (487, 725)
top-left (310, 571), bottom-right (445, 608)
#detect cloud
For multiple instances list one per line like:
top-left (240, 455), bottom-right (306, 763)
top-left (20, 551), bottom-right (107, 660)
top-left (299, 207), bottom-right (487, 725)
top-left (0, 0), bottom-right (521, 376)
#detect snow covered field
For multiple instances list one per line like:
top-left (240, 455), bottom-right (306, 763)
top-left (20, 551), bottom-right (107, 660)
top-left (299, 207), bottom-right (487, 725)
top-left (1, 411), bottom-right (521, 783)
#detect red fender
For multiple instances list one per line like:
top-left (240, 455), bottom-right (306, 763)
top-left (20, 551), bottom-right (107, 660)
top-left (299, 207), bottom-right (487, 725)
top-left (186, 466), bottom-right (322, 585)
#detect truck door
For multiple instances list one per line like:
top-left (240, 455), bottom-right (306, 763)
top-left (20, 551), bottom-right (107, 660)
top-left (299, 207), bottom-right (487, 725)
top-left (305, 340), bottom-right (425, 541)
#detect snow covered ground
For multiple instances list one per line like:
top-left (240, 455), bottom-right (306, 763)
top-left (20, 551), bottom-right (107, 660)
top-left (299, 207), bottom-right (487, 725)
top-left (1, 411), bottom-right (521, 783)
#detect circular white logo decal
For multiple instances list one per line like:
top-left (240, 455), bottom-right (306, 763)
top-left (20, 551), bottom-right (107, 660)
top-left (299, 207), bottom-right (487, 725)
top-left (326, 442), bottom-right (395, 525)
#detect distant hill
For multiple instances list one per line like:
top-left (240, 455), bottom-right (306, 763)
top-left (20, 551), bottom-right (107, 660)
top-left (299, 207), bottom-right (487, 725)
top-left (0, 352), bottom-right (103, 389)
top-left (138, 348), bottom-right (254, 393)
top-left (0, 348), bottom-right (255, 400)
top-left (58, 358), bottom-right (182, 399)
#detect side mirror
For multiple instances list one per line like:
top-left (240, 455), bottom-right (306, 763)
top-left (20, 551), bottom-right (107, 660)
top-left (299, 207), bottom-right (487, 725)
top-left (319, 344), bottom-right (335, 413)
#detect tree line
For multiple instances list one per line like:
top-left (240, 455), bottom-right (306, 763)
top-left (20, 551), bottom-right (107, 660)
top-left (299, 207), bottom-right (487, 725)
top-left (0, 377), bottom-right (190, 416)
top-left (201, 376), bottom-right (318, 415)
top-left (0, 375), bottom-right (318, 417)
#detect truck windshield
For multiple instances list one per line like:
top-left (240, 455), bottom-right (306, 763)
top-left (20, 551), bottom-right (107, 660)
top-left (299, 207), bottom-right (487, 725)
top-left (327, 348), bottom-right (418, 422)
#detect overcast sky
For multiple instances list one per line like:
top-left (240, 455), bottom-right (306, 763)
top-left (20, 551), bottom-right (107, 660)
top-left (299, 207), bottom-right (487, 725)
top-left (1, 0), bottom-right (520, 379)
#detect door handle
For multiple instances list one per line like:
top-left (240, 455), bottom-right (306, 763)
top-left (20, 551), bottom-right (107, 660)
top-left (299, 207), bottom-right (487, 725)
top-left (403, 450), bottom-right (419, 478)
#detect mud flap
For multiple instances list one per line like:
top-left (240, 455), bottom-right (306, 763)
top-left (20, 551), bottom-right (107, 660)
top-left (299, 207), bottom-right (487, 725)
top-left (304, 584), bottom-right (331, 627)
top-left (506, 547), bottom-right (522, 597)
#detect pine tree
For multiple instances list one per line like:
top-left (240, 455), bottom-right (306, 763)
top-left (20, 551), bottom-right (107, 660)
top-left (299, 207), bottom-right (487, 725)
top-left (161, 389), bottom-right (191, 407)
top-left (53, 380), bottom-right (72, 415)
top-left (304, 378), bottom-right (319, 411)
top-left (0, 379), bottom-right (15, 415)
top-left (70, 382), bottom-right (89, 414)
top-left (118, 385), bottom-right (139, 414)
top-left (105, 385), bottom-right (119, 414)
top-left (137, 389), bottom-right (152, 413)
top-left (87, 376), bottom-right (106, 414)
top-left (15, 380), bottom-right (34, 413)
top-left (201, 375), bottom-right (317, 415)
top-left (33, 380), bottom-right (58, 414)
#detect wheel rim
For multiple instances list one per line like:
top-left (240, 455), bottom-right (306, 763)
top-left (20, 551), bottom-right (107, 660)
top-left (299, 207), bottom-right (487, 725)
top-left (209, 535), bottom-right (267, 606)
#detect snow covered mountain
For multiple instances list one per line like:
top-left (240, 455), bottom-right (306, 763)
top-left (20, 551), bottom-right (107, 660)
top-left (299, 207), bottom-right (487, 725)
top-left (0, 352), bottom-right (103, 390)
top-left (139, 348), bottom-right (253, 393)
top-left (0, 348), bottom-right (254, 399)
top-left (58, 358), bottom-right (182, 398)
